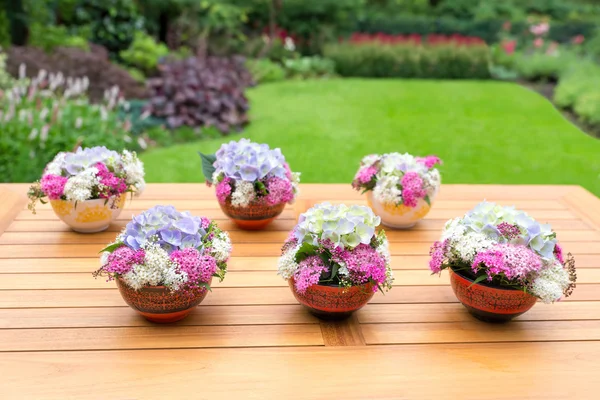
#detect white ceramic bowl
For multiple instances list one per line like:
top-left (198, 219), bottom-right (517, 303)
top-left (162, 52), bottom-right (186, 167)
top-left (367, 192), bottom-right (435, 229)
top-left (50, 196), bottom-right (126, 233)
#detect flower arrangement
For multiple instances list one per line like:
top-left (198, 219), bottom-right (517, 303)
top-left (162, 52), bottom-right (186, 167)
top-left (352, 152), bottom-right (441, 208)
top-left (28, 146), bottom-right (145, 212)
top-left (201, 138), bottom-right (300, 208)
top-left (278, 203), bottom-right (394, 294)
top-left (429, 201), bottom-right (576, 303)
top-left (94, 205), bottom-right (231, 292)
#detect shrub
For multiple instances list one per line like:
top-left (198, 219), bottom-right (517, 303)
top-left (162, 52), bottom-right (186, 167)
top-left (574, 91), bottom-right (600, 126)
top-left (585, 29), bottom-right (600, 61)
top-left (119, 32), bottom-right (169, 76)
top-left (0, 70), bottom-right (135, 182)
top-left (324, 35), bottom-right (490, 79)
top-left (246, 58), bottom-right (286, 84)
top-left (146, 56), bottom-right (253, 133)
top-left (512, 51), bottom-right (578, 81)
top-left (0, 48), bottom-right (15, 89)
top-left (284, 56), bottom-right (336, 79)
top-left (0, 10), bottom-right (10, 48)
top-left (554, 61), bottom-right (600, 108)
top-left (6, 46), bottom-right (147, 102)
top-left (28, 24), bottom-right (89, 52)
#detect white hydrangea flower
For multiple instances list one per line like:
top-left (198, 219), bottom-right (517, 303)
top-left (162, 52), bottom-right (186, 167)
top-left (361, 154), bottom-right (380, 167)
top-left (211, 233), bottom-right (232, 263)
top-left (231, 180), bottom-right (255, 207)
top-left (64, 167), bottom-right (99, 202)
top-left (441, 218), bottom-right (466, 242)
top-left (278, 245), bottom-right (300, 279)
top-left (45, 152), bottom-right (67, 175)
top-left (373, 175), bottom-right (402, 205)
top-left (531, 261), bottom-right (570, 304)
top-left (452, 231), bottom-right (495, 263)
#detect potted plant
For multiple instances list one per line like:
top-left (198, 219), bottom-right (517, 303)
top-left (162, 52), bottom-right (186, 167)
top-left (352, 153), bottom-right (441, 229)
top-left (94, 205), bottom-right (232, 323)
top-left (429, 201), bottom-right (577, 323)
top-left (278, 203), bottom-right (394, 319)
top-left (28, 146), bottom-right (145, 233)
top-left (200, 138), bottom-right (300, 230)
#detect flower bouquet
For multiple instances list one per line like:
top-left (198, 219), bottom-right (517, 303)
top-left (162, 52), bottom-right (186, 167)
top-left (429, 202), bottom-right (576, 322)
top-left (352, 153), bottom-right (441, 229)
top-left (278, 203), bottom-right (393, 319)
top-left (200, 138), bottom-right (300, 230)
top-left (94, 206), bottom-right (232, 323)
top-left (28, 146), bottom-right (145, 233)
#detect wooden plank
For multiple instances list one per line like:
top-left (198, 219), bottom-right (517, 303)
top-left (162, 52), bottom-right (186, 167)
top-left (3, 228), bottom-right (598, 245)
top-left (0, 305), bottom-right (318, 329)
top-left (3, 268), bottom-right (600, 290)
top-left (362, 320), bottom-right (600, 345)
top-left (0, 343), bottom-right (597, 399)
top-left (562, 187), bottom-right (600, 230)
top-left (1, 254), bottom-right (599, 274)
top-left (357, 301), bottom-right (600, 324)
top-left (319, 315), bottom-right (365, 346)
top-left (0, 188), bottom-right (25, 236)
top-left (2, 284), bottom-right (599, 309)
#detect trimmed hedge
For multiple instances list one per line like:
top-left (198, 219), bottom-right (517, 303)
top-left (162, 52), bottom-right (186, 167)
top-left (324, 42), bottom-right (490, 79)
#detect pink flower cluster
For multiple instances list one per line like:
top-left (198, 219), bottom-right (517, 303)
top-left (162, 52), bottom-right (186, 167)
top-left (200, 217), bottom-right (211, 230)
top-left (265, 176), bottom-right (294, 206)
top-left (554, 243), bottom-right (564, 264)
top-left (40, 174), bottom-right (68, 200)
top-left (497, 222), bottom-right (521, 240)
top-left (294, 255), bottom-right (329, 294)
top-left (342, 244), bottom-right (386, 290)
top-left (170, 248), bottom-right (217, 284)
top-left (429, 239), bottom-right (449, 274)
top-left (352, 165), bottom-right (378, 189)
top-left (401, 172), bottom-right (426, 207)
top-left (104, 246), bottom-right (146, 277)
top-left (472, 244), bottom-right (543, 282)
top-left (216, 177), bottom-right (232, 204)
top-left (417, 156), bottom-right (442, 169)
top-left (96, 163), bottom-right (127, 198)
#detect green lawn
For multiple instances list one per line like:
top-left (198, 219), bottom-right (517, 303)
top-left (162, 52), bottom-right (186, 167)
top-left (140, 79), bottom-right (600, 196)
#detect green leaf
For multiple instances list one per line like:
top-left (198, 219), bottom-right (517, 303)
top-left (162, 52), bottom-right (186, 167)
top-left (424, 195), bottom-right (431, 206)
top-left (330, 263), bottom-right (339, 280)
top-left (198, 282), bottom-right (213, 292)
top-left (198, 152), bottom-right (217, 184)
top-left (294, 242), bottom-right (317, 263)
top-left (99, 242), bottom-right (124, 254)
top-left (468, 274), bottom-right (489, 288)
top-left (255, 181), bottom-right (268, 196)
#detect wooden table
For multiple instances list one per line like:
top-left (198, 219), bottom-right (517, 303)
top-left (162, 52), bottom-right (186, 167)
top-left (1, 183), bottom-right (599, 399)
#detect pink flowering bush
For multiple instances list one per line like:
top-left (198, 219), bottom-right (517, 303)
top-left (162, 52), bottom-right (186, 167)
top-left (200, 139), bottom-right (300, 208)
top-left (278, 203), bottom-right (394, 294)
top-left (429, 201), bottom-right (576, 304)
top-left (28, 146), bottom-right (145, 213)
top-left (94, 206), bottom-right (232, 292)
top-left (352, 152), bottom-right (442, 208)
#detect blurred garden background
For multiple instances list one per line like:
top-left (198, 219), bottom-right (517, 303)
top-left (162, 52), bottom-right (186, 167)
top-left (1, 0), bottom-right (599, 195)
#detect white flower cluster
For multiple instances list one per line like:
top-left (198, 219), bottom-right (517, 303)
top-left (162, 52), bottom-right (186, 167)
top-left (121, 150), bottom-right (146, 193)
top-left (45, 152), bottom-right (67, 175)
top-left (290, 171), bottom-right (301, 199)
top-left (210, 232), bottom-right (232, 263)
top-left (531, 260), bottom-right (571, 304)
top-left (451, 231), bottom-right (495, 263)
top-left (373, 175), bottom-right (402, 205)
top-left (64, 167), bottom-right (99, 202)
top-left (376, 235), bottom-right (395, 290)
top-left (231, 181), bottom-right (256, 207)
top-left (122, 242), bottom-right (188, 291)
top-left (277, 244), bottom-right (300, 280)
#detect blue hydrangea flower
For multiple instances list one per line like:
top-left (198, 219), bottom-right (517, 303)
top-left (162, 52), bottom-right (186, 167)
top-left (213, 138), bottom-right (288, 181)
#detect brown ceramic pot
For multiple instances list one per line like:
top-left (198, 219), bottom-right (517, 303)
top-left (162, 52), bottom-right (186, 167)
top-left (289, 278), bottom-right (375, 320)
top-left (116, 278), bottom-right (211, 323)
top-left (449, 267), bottom-right (537, 323)
top-left (219, 199), bottom-right (285, 230)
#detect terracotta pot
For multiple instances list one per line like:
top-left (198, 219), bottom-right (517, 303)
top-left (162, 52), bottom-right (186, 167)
top-left (449, 267), bottom-right (537, 323)
top-left (289, 278), bottom-right (375, 320)
top-left (116, 278), bottom-right (211, 323)
top-left (219, 199), bottom-right (285, 230)
top-left (50, 195), bottom-right (126, 233)
top-left (367, 191), bottom-right (435, 229)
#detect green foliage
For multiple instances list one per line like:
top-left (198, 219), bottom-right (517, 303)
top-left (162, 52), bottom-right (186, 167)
top-left (283, 57), bottom-right (336, 79)
top-left (0, 72), bottom-right (135, 182)
top-left (554, 61), bottom-right (600, 108)
top-left (574, 91), bottom-right (600, 126)
top-left (119, 32), bottom-right (169, 76)
top-left (0, 49), bottom-right (15, 89)
top-left (512, 51), bottom-right (578, 81)
top-left (324, 42), bottom-right (490, 79)
top-left (246, 58), bottom-right (286, 84)
top-left (585, 29), bottom-right (600, 61)
top-left (28, 24), bottom-right (89, 52)
top-left (0, 10), bottom-right (10, 48)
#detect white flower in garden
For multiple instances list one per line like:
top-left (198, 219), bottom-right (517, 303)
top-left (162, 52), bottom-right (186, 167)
top-left (284, 37), bottom-right (295, 52)
top-left (231, 180), bottom-right (255, 207)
